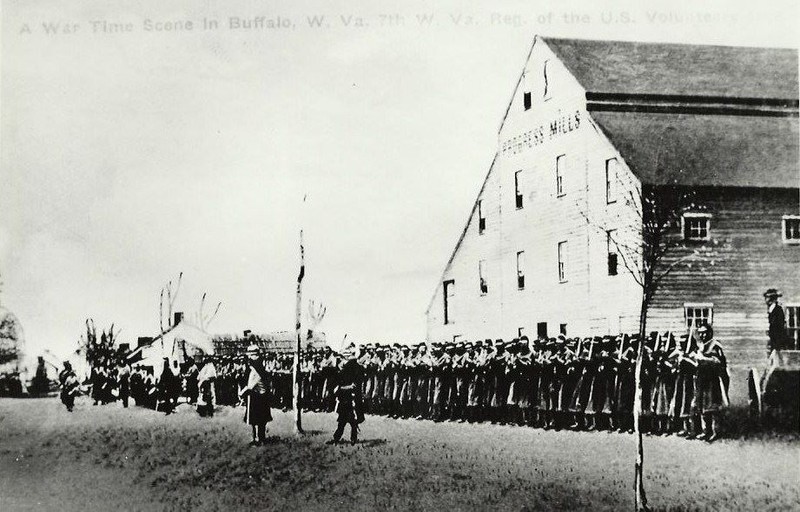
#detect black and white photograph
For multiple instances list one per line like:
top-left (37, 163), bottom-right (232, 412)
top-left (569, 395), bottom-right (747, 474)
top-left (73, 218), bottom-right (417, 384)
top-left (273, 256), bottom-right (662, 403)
top-left (1, 0), bottom-right (798, 510)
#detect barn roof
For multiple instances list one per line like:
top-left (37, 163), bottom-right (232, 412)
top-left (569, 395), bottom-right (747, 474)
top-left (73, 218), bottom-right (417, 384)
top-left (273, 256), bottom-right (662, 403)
top-left (591, 111), bottom-right (799, 189)
top-left (542, 37), bottom-right (799, 99)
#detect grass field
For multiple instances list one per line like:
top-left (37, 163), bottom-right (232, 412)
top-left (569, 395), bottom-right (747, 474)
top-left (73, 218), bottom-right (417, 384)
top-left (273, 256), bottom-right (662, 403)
top-left (0, 397), bottom-right (798, 511)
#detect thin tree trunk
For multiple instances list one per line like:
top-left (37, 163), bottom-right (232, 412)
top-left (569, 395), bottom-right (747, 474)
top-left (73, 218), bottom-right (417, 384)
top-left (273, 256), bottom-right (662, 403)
top-left (633, 294), bottom-right (649, 511)
top-left (293, 230), bottom-right (305, 434)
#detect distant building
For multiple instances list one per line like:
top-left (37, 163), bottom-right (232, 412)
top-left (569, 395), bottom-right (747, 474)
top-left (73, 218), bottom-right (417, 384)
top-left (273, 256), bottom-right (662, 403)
top-left (213, 330), bottom-right (328, 358)
top-left (425, 36), bottom-right (799, 400)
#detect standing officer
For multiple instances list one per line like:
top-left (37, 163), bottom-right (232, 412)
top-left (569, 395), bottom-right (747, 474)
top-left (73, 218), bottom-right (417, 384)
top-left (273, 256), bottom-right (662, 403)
top-left (327, 343), bottom-right (365, 445)
top-left (240, 345), bottom-right (273, 446)
top-left (117, 362), bottom-right (131, 408)
top-left (59, 362), bottom-right (80, 412)
top-left (764, 288), bottom-right (789, 354)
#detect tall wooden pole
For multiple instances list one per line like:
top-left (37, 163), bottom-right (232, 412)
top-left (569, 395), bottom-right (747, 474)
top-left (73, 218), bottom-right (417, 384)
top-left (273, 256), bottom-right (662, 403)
top-left (293, 229), bottom-right (305, 433)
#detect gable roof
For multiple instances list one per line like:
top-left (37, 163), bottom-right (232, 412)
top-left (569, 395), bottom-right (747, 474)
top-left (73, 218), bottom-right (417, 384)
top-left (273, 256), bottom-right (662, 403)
top-left (542, 37), bottom-right (799, 100)
top-left (591, 111), bottom-right (799, 188)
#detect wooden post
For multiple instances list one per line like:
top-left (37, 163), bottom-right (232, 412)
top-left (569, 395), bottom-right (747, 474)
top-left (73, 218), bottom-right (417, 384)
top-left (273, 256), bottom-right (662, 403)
top-left (293, 229), bottom-right (305, 434)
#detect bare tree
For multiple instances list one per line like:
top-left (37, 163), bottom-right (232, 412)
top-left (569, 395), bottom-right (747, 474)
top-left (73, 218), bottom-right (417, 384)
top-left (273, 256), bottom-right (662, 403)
top-left (307, 300), bottom-right (327, 341)
top-left (0, 310), bottom-right (24, 369)
top-left (77, 318), bottom-right (122, 370)
top-left (577, 153), bottom-right (724, 510)
top-left (194, 292), bottom-right (223, 332)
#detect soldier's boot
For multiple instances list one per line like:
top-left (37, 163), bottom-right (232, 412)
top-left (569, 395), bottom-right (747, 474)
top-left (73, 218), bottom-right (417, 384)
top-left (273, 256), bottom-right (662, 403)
top-left (350, 423), bottom-right (359, 446)
top-left (686, 415), bottom-right (700, 439)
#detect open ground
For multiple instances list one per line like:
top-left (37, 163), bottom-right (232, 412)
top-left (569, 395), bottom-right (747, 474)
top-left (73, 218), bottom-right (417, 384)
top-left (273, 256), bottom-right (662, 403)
top-left (0, 398), bottom-right (798, 511)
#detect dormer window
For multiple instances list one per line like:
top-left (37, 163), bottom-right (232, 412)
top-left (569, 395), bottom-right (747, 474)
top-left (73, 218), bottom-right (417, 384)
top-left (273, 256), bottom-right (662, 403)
top-left (682, 213), bottom-right (711, 241)
top-left (478, 200), bottom-right (486, 234)
top-left (783, 215), bottom-right (800, 244)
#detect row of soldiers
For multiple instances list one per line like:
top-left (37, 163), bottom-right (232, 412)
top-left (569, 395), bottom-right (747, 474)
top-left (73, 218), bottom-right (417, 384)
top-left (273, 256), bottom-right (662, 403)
top-left (284, 325), bottom-right (728, 441)
top-left (69, 326), bottom-right (729, 441)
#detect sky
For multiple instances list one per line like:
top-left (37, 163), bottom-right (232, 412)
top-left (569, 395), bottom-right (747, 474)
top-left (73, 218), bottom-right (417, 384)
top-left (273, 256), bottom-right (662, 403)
top-left (1, 0), bottom-right (797, 364)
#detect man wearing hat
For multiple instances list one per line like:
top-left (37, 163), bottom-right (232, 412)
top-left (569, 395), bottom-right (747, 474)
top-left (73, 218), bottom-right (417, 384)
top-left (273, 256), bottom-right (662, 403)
top-left (327, 343), bottom-right (365, 445)
top-left (764, 288), bottom-right (790, 353)
top-left (59, 361), bottom-right (81, 412)
top-left (240, 345), bottom-right (273, 446)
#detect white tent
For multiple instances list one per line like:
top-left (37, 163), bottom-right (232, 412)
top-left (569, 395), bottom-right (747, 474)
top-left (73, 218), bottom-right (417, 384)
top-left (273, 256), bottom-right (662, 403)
top-left (129, 321), bottom-right (213, 374)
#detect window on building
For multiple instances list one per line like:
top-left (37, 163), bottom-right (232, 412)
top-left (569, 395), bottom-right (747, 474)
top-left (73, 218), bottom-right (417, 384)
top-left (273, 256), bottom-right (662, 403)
top-left (443, 280), bottom-right (454, 325)
top-left (523, 92), bottom-right (532, 111)
top-left (543, 60), bottom-right (551, 100)
top-left (684, 303), bottom-right (713, 330)
top-left (783, 215), bottom-right (800, 244)
top-left (478, 200), bottom-right (485, 234)
top-left (607, 229), bottom-right (618, 276)
top-left (787, 305), bottom-right (800, 349)
top-left (560, 324), bottom-right (568, 336)
top-left (605, 158), bottom-right (619, 204)
top-left (478, 260), bottom-right (488, 295)
top-left (537, 322), bottom-right (548, 339)
top-left (555, 155), bottom-right (565, 197)
top-left (515, 171), bottom-right (524, 209)
top-left (516, 251), bottom-right (525, 290)
top-left (557, 241), bottom-right (568, 283)
top-left (682, 213), bottom-right (711, 241)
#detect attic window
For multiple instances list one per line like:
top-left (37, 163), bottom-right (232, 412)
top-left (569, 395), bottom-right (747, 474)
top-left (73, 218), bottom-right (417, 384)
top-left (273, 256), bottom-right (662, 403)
top-left (523, 92), bottom-right (532, 111)
top-left (478, 200), bottom-right (486, 234)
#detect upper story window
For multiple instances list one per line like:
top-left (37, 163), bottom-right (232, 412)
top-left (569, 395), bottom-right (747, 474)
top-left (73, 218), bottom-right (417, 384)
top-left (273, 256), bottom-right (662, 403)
top-left (477, 200), bottom-right (486, 234)
top-left (557, 241), bottom-right (568, 283)
top-left (607, 229), bottom-right (618, 276)
top-left (684, 303), bottom-right (713, 330)
top-left (543, 60), bottom-right (551, 100)
top-left (682, 213), bottom-right (711, 241)
top-left (787, 304), bottom-right (799, 349)
top-left (514, 170), bottom-right (523, 209)
top-left (478, 260), bottom-right (488, 295)
top-left (516, 251), bottom-right (525, 290)
top-left (443, 280), bottom-right (455, 325)
top-left (783, 215), bottom-right (800, 244)
top-left (555, 155), bottom-right (565, 197)
top-left (605, 158), bottom-right (619, 204)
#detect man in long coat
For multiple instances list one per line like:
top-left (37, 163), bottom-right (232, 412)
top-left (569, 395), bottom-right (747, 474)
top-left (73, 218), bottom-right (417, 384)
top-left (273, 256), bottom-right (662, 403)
top-left (327, 344), bottom-right (365, 445)
top-left (764, 288), bottom-right (790, 353)
top-left (240, 345), bottom-right (273, 446)
top-left (59, 362), bottom-right (80, 412)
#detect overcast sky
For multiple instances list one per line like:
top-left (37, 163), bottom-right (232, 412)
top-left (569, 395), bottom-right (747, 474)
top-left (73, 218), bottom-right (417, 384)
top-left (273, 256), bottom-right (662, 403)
top-left (1, 0), bottom-right (797, 363)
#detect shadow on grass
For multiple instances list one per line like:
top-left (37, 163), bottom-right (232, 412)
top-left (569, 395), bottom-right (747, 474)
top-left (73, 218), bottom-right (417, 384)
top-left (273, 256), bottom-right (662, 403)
top-left (719, 405), bottom-right (799, 441)
top-left (299, 430), bottom-right (325, 436)
top-left (355, 438), bottom-right (388, 448)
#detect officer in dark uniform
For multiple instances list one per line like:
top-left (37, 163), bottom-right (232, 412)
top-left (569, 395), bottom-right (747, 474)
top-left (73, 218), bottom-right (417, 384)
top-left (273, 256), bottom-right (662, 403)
top-left (327, 343), bottom-right (365, 445)
top-left (59, 362), bottom-right (80, 412)
top-left (764, 288), bottom-right (789, 353)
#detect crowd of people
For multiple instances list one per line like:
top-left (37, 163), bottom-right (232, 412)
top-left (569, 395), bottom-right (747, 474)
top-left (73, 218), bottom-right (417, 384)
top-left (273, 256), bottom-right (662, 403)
top-left (59, 324), bottom-right (730, 442)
